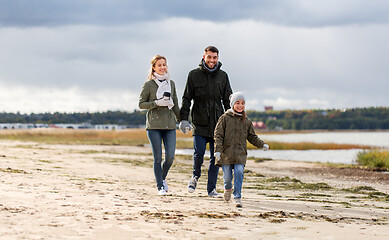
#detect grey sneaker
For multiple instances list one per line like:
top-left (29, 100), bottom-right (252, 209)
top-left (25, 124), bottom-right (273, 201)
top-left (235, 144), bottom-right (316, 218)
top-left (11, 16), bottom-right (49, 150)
top-left (188, 176), bottom-right (198, 193)
top-left (163, 179), bottom-right (168, 192)
top-left (208, 189), bottom-right (222, 198)
top-left (224, 189), bottom-right (233, 201)
top-left (235, 198), bottom-right (242, 207)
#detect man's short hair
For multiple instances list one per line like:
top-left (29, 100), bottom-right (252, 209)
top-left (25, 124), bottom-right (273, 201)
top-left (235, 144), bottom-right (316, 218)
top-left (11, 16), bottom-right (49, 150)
top-left (204, 46), bottom-right (219, 54)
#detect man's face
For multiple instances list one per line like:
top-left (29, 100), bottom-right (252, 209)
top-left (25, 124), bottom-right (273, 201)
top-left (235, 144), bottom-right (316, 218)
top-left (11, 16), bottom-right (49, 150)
top-left (203, 51), bottom-right (219, 69)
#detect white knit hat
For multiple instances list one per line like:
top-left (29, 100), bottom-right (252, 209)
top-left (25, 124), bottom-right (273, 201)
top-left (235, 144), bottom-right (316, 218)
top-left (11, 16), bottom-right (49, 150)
top-left (229, 92), bottom-right (245, 108)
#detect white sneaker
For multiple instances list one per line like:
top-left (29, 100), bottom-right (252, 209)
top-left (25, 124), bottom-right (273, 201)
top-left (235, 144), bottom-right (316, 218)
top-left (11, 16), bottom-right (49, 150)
top-left (208, 189), bottom-right (222, 198)
top-left (158, 187), bottom-right (167, 196)
top-left (163, 180), bottom-right (169, 192)
top-left (235, 198), bottom-right (242, 207)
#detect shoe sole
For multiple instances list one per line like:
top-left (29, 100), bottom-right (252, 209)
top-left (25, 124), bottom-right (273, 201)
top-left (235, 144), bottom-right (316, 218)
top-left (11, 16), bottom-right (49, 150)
top-left (209, 195), bottom-right (223, 198)
top-left (188, 187), bottom-right (195, 193)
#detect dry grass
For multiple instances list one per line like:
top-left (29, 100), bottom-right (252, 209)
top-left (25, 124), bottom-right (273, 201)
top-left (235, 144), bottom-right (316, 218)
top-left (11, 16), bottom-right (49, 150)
top-left (0, 128), bottom-right (372, 150)
top-left (0, 128), bottom-right (149, 146)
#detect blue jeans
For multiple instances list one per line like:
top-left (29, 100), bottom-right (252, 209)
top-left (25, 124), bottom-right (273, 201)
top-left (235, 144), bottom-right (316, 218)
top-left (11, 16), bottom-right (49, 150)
top-left (192, 135), bottom-right (219, 194)
top-left (147, 129), bottom-right (176, 190)
top-left (221, 164), bottom-right (245, 199)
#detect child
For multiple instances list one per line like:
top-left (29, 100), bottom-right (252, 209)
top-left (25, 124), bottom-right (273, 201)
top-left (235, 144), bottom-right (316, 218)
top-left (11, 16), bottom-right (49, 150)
top-left (214, 92), bottom-right (269, 207)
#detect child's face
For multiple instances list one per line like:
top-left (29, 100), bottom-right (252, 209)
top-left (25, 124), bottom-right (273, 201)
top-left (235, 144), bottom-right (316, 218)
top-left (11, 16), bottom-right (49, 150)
top-left (233, 99), bottom-right (245, 112)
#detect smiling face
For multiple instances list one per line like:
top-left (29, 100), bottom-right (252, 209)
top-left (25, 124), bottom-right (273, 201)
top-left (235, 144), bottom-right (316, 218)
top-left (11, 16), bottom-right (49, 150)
top-left (233, 99), bottom-right (245, 113)
top-left (203, 50), bottom-right (219, 69)
top-left (152, 58), bottom-right (167, 75)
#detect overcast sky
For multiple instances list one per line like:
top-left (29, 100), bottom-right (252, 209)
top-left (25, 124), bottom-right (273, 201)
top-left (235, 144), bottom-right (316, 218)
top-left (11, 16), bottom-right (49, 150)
top-left (0, 0), bottom-right (388, 113)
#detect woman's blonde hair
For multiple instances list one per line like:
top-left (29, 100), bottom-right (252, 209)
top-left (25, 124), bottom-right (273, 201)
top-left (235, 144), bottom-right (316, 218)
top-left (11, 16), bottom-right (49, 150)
top-left (148, 55), bottom-right (168, 80)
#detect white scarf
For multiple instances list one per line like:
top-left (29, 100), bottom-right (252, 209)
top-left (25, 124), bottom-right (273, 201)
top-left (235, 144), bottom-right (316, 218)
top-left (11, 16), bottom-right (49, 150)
top-left (153, 72), bottom-right (174, 109)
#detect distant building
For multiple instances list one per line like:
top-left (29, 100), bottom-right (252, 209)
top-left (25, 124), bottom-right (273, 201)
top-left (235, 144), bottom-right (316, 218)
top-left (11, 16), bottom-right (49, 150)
top-left (264, 106), bottom-right (273, 111)
top-left (49, 123), bottom-right (93, 129)
top-left (0, 123), bottom-right (35, 129)
top-left (252, 121), bottom-right (268, 130)
top-left (35, 123), bottom-right (49, 128)
top-left (94, 124), bottom-right (127, 130)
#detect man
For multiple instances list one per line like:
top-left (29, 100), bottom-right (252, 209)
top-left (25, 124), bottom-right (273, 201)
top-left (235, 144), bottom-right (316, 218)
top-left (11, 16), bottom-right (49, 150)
top-left (179, 46), bottom-right (233, 197)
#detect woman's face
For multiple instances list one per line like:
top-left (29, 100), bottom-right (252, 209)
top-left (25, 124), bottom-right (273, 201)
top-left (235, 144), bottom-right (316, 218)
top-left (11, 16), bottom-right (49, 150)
top-left (153, 59), bottom-right (167, 75)
top-left (233, 99), bottom-right (245, 113)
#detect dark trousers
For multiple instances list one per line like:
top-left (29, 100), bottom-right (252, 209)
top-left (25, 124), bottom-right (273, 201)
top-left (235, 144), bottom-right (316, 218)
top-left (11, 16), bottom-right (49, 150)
top-left (192, 135), bottom-right (219, 194)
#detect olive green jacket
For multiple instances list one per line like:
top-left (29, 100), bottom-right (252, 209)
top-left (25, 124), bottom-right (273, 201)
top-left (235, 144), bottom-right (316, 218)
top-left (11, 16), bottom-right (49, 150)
top-left (138, 80), bottom-right (181, 129)
top-left (214, 110), bottom-right (265, 166)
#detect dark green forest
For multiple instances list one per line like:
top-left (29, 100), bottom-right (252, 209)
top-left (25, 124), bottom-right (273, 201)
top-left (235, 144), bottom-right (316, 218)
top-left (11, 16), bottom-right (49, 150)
top-left (0, 107), bottom-right (388, 130)
top-left (247, 107), bottom-right (389, 130)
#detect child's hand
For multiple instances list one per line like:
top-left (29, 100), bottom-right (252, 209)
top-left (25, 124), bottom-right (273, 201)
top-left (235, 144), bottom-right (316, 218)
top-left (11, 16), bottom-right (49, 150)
top-left (214, 152), bottom-right (221, 161)
top-left (263, 144), bottom-right (269, 151)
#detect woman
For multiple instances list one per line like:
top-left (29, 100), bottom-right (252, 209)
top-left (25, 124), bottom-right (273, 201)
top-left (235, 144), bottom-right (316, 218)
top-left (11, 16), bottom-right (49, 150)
top-left (138, 55), bottom-right (181, 195)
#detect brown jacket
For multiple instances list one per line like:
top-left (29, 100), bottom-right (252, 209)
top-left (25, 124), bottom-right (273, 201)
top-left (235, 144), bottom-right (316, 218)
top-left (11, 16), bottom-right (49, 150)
top-left (214, 109), bottom-right (265, 166)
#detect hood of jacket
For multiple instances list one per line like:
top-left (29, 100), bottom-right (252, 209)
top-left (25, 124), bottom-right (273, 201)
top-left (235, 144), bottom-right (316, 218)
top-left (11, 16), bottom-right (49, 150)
top-left (225, 109), bottom-right (242, 118)
top-left (199, 59), bottom-right (222, 73)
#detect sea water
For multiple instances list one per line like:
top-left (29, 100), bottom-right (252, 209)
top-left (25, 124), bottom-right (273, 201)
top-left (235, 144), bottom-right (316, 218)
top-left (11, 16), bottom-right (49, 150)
top-left (176, 131), bottom-right (389, 164)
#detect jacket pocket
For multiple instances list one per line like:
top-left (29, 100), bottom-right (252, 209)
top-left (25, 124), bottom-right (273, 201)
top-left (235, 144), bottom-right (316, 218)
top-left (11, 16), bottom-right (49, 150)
top-left (191, 103), bottom-right (208, 126)
top-left (215, 103), bottom-right (223, 120)
top-left (223, 143), bottom-right (234, 159)
top-left (241, 143), bottom-right (247, 155)
top-left (148, 109), bottom-right (159, 123)
top-left (216, 80), bottom-right (225, 99)
top-left (193, 81), bottom-right (207, 98)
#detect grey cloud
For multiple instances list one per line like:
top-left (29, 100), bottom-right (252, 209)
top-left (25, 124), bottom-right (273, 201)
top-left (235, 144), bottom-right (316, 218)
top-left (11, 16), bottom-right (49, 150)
top-left (0, 12), bottom-right (388, 112)
top-left (1, 0), bottom-right (389, 27)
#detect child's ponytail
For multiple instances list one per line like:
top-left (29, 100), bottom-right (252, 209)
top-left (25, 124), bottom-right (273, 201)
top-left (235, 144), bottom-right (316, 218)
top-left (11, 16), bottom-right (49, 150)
top-left (241, 111), bottom-right (246, 122)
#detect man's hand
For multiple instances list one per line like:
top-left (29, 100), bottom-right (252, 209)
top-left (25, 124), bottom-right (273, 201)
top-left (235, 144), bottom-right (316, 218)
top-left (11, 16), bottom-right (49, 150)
top-left (179, 120), bottom-right (192, 134)
top-left (263, 144), bottom-right (269, 151)
top-left (214, 152), bottom-right (221, 161)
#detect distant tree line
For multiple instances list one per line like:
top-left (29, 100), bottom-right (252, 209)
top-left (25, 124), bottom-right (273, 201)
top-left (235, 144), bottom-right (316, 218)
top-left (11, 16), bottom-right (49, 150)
top-left (247, 107), bottom-right (389, 130)
top-left (0, 110), bottom-right (146, 125)
top-left (0, 107), bottom-right (388, 130)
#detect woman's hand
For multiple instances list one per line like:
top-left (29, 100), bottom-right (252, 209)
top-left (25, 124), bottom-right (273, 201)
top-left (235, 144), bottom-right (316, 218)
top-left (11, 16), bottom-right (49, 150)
top-left (155, 99), bottom-right (170, 106)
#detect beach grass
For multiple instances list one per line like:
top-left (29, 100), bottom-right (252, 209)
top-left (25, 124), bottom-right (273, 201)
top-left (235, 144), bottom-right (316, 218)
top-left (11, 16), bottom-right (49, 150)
top-left (0, 128), bottom-right (373, 150)
top-left (356, 150), bottom-right (389, 170)
top-left (0, 128), bottom-right (149, 146)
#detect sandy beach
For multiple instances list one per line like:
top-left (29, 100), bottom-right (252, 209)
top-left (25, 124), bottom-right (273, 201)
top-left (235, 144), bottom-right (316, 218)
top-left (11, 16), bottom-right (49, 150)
top-left (1, 140), bottom-right (388, 239)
